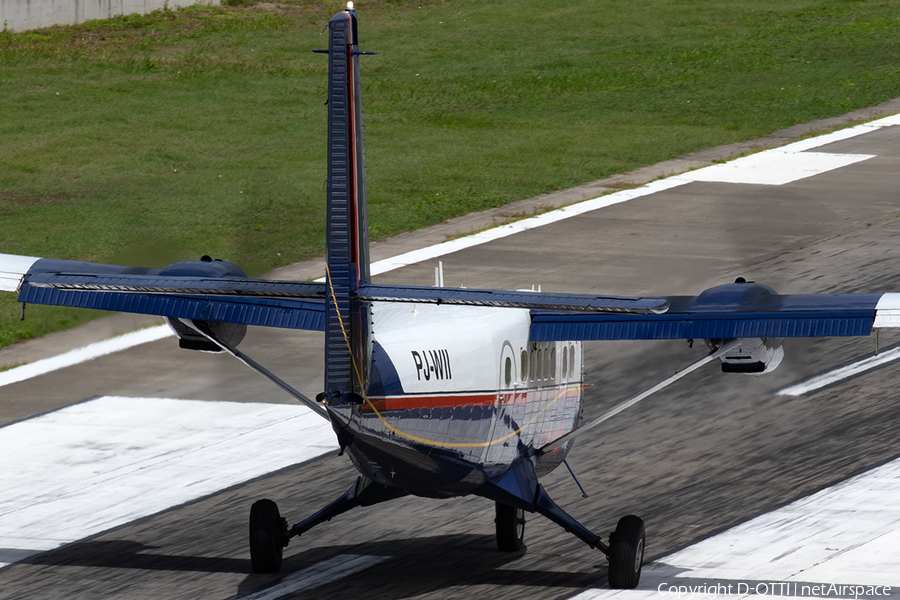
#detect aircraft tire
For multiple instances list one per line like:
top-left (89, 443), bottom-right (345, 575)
top-left (607, 515), bottom-right (645, 589)
top-left (249, 499), bottom-right (286, 573)
top-left (495, 502), bottom-right (526, 552)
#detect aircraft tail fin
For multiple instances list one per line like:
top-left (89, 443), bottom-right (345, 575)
top-left (323, 6), bottom-right (373, 399)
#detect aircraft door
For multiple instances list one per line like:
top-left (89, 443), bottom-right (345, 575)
top-left (500, 342), bottom-right (517, 392)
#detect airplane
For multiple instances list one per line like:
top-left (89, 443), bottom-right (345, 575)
top-left (2, 4), bottom-right (900, 589)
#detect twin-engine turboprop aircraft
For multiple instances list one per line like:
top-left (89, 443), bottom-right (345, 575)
top-left (4, 5), bottom-right (900, 589)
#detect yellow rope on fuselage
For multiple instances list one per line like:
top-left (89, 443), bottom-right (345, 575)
top-left (324, 264), bottom-right (579, 449)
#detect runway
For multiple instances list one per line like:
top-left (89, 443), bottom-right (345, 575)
top-left (2, 115), bottom-right (900, 599)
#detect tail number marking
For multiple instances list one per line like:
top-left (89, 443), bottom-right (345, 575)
top-left (411, 350), bottom-right (452, 381)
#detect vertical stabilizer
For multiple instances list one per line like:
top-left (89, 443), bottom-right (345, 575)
top-left (323, 6), bottom-right (372, 402)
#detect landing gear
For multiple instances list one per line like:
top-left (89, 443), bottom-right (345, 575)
top-left (495, 502), bottom-right (526, 551)
top-left (248, 477), bottom-right (408, 574)
top-left (607, 515), bottom-right (645, 589)
top-left (481, 459), bottom-right (646, 589)
top-left (249, 499), bottom-right (288, 573)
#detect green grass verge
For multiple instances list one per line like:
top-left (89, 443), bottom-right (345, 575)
top-left (2, 0), bottom-right (900, 349)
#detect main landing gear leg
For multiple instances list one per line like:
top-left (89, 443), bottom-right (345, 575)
top-left (534, 485), bottom-right (645, 588)
top-left (481, 459), bottom-right (645, 589)
top-left (533, 488), bottom-right (645, 588)
top-left (248, 476), bottom-right (407, 574)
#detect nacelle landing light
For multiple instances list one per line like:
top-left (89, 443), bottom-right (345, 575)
top-left (709, 337), bottom-right (785, 374)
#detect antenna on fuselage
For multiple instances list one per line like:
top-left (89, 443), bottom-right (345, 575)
top-left (563, 460), bottom-right (589, 498)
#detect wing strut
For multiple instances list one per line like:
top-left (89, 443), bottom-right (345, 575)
top-left (179, 319), bottom-right (329, 420)
top-left (538, 339), bottom-right (741, 454)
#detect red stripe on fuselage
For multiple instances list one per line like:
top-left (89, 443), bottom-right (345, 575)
top-left (365, 385), bottom-right (581, 411)
top-left (366, 393), bottom-right (494, 411)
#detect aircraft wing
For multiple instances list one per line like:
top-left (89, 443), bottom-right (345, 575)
top-left (530, 287), bottom-right (900, 341)
top-left (1, 254), bottom-right (326, 331)
top-left (3, 257), bottom-right (670, 332)
top-left (7, 254), bottom-right (900, 340)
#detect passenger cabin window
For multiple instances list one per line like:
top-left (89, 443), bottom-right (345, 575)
top-left (569, 345), bottom-right (576, 378)
top-left (544, 348), bottom-right (549, 380)
top-left (520, 350), bottom-right (528, 383)
top-left (562, 347), bottom-right (568, 380)
top-left (550, 348), bottom-right (556, 380)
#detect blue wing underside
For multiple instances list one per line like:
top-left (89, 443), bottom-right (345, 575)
top-left (18, 284), bottom-right (328, 331)
top-left (16, 258), bottom-right (329, 331)
top-left (530, 294), bottom-right (882, 341)
top-left (9, 258), bottom-right (887, 341)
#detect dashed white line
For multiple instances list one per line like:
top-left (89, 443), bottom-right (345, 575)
top-left (777, 346), bottom-right (900, 396)
top-left (238, 554), bottom-right (391, 600)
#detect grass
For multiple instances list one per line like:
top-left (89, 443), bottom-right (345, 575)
top-left (2, 0), bottom-right (900, 349)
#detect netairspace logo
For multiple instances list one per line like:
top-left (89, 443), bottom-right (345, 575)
top-left (657, 583), bottom-right (894, 600)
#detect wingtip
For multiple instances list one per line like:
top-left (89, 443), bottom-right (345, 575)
top-left (0, 253), bottom-right (42, 293)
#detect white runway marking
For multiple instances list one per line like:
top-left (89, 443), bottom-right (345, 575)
top-left (680, 151), bottom-right (874, 186)
top-left (777, 346), bottom-right (900, 396)
top-left (682, 116), bottom-right (896, 186)
top-left (772, 121), bottom-right (887, 153)
top-left (238, 554), bottom-right (391, 600)
top-left (0, 324), bottom-right (173, 388)
top-left (570, 457), bottom-right (900, 599)
top-left (0, 396), bottom-right (337, 569)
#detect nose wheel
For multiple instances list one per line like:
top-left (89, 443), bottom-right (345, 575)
top-left (607, 515), bottom-right (645, 589)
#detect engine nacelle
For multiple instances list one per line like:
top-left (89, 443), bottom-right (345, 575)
top-left (709, 337), bottom-right (784, 374)
top-left (695, 278), bottom-right (785, 374)
top-left (160, 256), bottom-right (248, 353)
top-left (158, 256), bottom-right (247, 279)
top-left (165, 317), bottom-right (247, 353)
